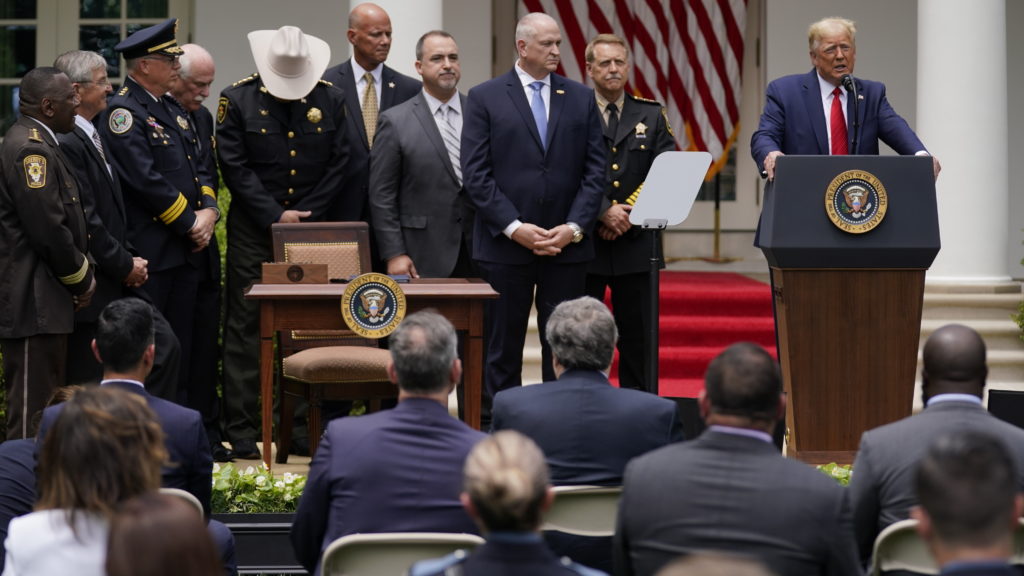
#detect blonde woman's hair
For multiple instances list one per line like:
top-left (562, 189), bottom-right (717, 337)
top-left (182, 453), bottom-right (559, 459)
top-left (463, 430), bottom-right (549, 532)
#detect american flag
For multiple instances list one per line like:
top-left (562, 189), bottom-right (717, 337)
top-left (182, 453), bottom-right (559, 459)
top-left (518, 0), bottom-right (748, 177)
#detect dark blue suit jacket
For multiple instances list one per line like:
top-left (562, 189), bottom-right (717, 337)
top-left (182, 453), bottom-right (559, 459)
top-left (290, 398), bottom-right (486, 575)
top-left (37, 380), bottom-right (213, 516)
top-left (750, 69), bottom-right (926, 173)
top-left (491, 369), bottom-right (683, 486)
top-left (0, 438), bottom-right (35, 574)
top-left (461, 69), bottom-right (606, 265)
top-left (322, 60), bottom-right (421, 222)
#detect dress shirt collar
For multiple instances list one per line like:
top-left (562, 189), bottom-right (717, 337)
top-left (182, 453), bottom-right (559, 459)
top-left (27, 116), bottom-right (58, 144)
top-left (926, 393), bottom-right (983, 407)
top-left (487, 532), bottom-right (544, 544)
top-left (74, 114), bottom-right (97, 138)
top-left (515, 61), bottom-right (549, 88)
top-left (351, 58), bottom-right (382, 87)
top-left (707, 424), bottom-right (774, 444)
top-left (101, 379), bottom-right (146, 390)
top-left (422, 89), bottom-right (461, 116)
top-left (817, 72), bottom-right (846, 100)
top-left (596, 92), bottom-right (625, 117)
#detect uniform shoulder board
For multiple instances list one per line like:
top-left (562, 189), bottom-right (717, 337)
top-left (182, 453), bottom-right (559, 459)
top-left (27, 127), bottom-right (43, 143)
top-left (318, 79), bottom-right (334, 86)
top-left (408, 550), bottom-right (468, 576)
top-left (232, 73), bottom-right (259, 87)
top-left (117, 84), bottom-right (130, 96)
top-left (630, 93), bottom-right (663, 106)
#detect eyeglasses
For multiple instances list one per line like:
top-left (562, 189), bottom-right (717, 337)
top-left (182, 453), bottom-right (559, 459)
top-left (143, 54), bottom-right (180, 64)
top-left (79, 79), bottom-right (113, 87)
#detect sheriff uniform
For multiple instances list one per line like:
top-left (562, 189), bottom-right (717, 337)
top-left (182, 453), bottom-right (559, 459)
top-left (217, 26), bottom-right (349, 455)
top-left (98, 18), bottom-right (220, 411)
top-left (585, 92), bottom-right (675, 393)
top-left (0, 115), bottom-right (94, 439)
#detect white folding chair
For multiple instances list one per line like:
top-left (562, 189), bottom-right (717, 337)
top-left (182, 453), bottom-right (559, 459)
top-left (869, 519), bottom-right (938, 576)
top-left (158, 487), bottom-right (204, 518)
top-left (540, 485), bottom-right (622, 537)
top-left (320, 532), bottom-right (485, 576)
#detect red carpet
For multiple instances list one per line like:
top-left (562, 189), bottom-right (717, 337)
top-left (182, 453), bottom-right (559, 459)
top-left (607, 271), bottom-right (776, 398)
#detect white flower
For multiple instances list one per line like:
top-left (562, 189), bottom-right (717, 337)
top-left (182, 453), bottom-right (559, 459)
top-left (275, 481), bottom-right (285, 489)
top-left (244, 466), bottom-right (256, 476)
top-left (212, 463), bottom-right (221, 473)
top-left (255, 476), bottom-right (266, 486)
top-left (283, 473), bottom-right (294, 484)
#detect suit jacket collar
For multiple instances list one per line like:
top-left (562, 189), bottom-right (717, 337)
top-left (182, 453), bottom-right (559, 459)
top-left (100, 379), bottom-right (150, 398)
top-left (410, 91), bottom-right (465, 186)
top-left (697, 428), bottom-right (781, 455)
top-left (71, 125), bottom-right (126, 218)
top-left (557, 369), bottom-right (612, 386)
top-left (923, 399), bottom-right (988, 414)
top-left (503, 68), bottom-right (568, 154)
top-left (800, 69), bottom-right (829, 154)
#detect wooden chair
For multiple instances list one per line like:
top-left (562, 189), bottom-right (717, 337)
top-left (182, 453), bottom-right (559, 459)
top-left (270, 222), bottom-right (396, 463)
top-left (540, 485), bottom-right (622, 537)
top-left (320, 532), bottom-right (485, 576)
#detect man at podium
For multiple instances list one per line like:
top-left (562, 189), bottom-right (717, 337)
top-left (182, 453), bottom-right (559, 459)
top-left (750, 16), bottom-right (941, 181)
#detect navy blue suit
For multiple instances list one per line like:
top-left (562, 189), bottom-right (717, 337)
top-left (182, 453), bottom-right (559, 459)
top-left (322, 60), bottom-right (420, 223)
top-left (750, 69), bottom-right (926, 173)
top-left (491, 369), bottom-right (683, 486)
top-left (461, 69), bottom-right (606, 403)
top-left (290, 398), bottom-right (485, 576)
top-left (0, 438), bottom-right (35, 574)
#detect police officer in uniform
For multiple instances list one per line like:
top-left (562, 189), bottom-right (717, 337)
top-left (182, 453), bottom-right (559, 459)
top-left (583, 34), bottom-right (675, 393)
top-left (99, 19), bottom-right (221, 415)
top-left (217, 26), bottom-right (348, 460)
top-left (0, 67), bottom-right (96, 439)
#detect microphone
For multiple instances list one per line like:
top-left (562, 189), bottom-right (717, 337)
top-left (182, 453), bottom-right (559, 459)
top-left (841, 74), bottom-right (860, 155)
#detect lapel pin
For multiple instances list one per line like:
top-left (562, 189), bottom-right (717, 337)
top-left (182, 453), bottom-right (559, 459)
top-left (858, 94), bottom-right (864, 100)
top-left (555, 89), bottom-right (565, 95)
top-left (388, 82), bottom-right (395, 89)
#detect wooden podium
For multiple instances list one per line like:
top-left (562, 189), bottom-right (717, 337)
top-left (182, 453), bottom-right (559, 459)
top-left (758, 156), bottom-right (939, 464)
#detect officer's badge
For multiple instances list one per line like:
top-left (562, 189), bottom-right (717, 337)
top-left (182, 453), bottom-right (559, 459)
top-left (176, 115), bottom-right (189, 131)
top-left (217, 97), bottom-right (228, 124)
top-left (340, 273), bottom-right (406, 338)
top-left (23, 155), bottom-right (46, 189)
top-left (634, 122), bottom-right (648, 138)
top-left (259, 109), bottom-right (269, 116)
top-left (825, 170), bottom-right (888, 234)
top-left (146, 117), bottom-right (167, 140)
top-left (109, 108), bottom-right (133, 135)
top-left (307, 107), bottom-right (322, 124)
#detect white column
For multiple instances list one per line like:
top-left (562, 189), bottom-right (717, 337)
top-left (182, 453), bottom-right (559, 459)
top-left (348, 0), bottom-right (443, 78)
top-left (918, 0), bottom-right (1008, 283)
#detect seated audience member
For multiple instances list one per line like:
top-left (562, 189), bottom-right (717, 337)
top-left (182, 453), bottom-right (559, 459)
top-left (35, 298), bottom-right (236, 575)
top-left (613, 342), bottom-right (860, 576)
top-left (850, 324), bottom-right (1024, 563)
top-left (912, 430), bottom-right (1023, 576)
top-left (654, 553), bottom-right (778, 576)
top-left (492, 295), bottom-right (682, 571)
top-left (290, 311), bottom-right (486, 576)
top-left (410, 430), bottom-right (607, 576)
top-left (107, 492), bottom-right (222, 576)
top-left (3, 387), bottom-right (166, 576)
top-left (492, 296), bottom-right (683, 485)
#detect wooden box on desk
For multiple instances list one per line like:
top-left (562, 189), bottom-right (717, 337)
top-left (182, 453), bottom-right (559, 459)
top-left (261, 263), bottom-right (328, 284)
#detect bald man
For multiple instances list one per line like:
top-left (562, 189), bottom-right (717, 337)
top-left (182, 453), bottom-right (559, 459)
top-left (849, 324), bottom-right (1024, 564)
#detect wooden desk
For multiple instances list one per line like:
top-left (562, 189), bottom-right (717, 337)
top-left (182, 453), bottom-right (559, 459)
top-left (246, 279), bottom-right (497, 469)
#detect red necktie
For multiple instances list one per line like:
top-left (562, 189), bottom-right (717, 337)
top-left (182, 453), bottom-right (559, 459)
top-left (830, 87), bottom-right (848, 155)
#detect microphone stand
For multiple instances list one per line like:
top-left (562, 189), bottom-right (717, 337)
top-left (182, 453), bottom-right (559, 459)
top-left (842, 74), bottom-right (860, 155)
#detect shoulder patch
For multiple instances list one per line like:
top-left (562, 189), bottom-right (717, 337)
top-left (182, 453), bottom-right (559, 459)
top-left (217, 97), bottom-right (229, 124)
top-left (231, 74), bottom-right (258, 87)
top-left (23, 155), bottom-right (46, 189)
top-left (109, 108), bottom-right (134, 135)
top-left (318, 79), bottom-right (334, 87)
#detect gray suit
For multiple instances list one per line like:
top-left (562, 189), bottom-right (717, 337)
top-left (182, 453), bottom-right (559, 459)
top-left (369, 91), bottom-right (472, 278)
top-left (849, 399), bottom-right (1024, 562)
top-left (614, 430), bottom-right (860, 576)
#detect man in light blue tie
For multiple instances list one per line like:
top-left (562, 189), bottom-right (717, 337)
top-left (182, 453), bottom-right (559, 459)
top-left (369, 30), bottom-right (475, 279)
top-left (461, 11), bottom-right (606, 423)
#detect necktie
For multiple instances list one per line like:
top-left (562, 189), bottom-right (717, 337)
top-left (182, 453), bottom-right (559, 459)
top-left (91, 130), bottom-right (107, 163)
top-left (529, 81), bottom-right (547, 150)
top-left (830, 87), bottom-right (848, 155)
top-left (362, 72), bottom-right (379, 148)
top-left (605, 102), bottom-right (619, 142)
top-left (438, 105), bottom-right (462, 186)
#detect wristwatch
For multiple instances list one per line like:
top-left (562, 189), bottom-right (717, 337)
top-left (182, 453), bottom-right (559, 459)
top-left (567, 222), bottom-right (583, 244)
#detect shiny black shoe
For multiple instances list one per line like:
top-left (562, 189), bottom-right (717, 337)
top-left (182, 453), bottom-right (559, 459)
top-left (232, 439), bottom-right (261, 460)
top-left (211, 443), bottom-right (236, 463)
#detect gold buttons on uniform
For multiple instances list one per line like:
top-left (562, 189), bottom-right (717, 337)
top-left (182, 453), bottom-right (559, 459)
top-left (611, 163), bottom-right (619, 171)
top-left (290, 169), bottom-right (297, 176)
top-left (613, 181), bottom-right (620, 188)
top-left (288, 131), bottom-right (295, 138)
top-left (611, 146), bottom-right (617, 153)
top-left (260, 128), bottom-right (267, 134)
top-left (316, 127), bottom-right (322, 133)
top-left (283, 200), bottom-right (290, 206)
top-left (640, 144), bottom-right (646, 150)
top-left (290, 150), bottom-right (296, 157)
top-left (194, 177), bottom-right (199, 182)
top-left (288, 188), bottom-right (294, 195)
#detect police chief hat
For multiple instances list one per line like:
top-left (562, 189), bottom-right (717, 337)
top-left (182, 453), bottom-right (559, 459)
top-left (247, 26), bottom-right (330, 101)
top-left (115, 18), bottom-right (184, 60)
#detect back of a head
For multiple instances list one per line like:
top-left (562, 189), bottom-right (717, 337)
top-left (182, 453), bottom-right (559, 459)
top-left (545, 296), bottom-right (617, 372)
top-left (389, 310), bottom-right (458, 394)
top-left (464, 430), bottom-right (549, 533)
top-left (915, 430), bottom-right (1018, 549)
top-left (36, 387), bottom-right (167, 521)
top-left (96, 298), bottom-right (155, 373)
top-left (107, 492), bottom-right (222, 576)
top-left (922, 324), bottom-right (987, 394)
top-left (704, 342), bottom-right (781, 421)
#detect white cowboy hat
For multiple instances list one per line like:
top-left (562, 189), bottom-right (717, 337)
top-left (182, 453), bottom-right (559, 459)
top-left (247, 26), bottom-right (330, 100)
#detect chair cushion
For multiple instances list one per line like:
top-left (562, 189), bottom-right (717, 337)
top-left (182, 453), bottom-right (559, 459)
top-left (283, 346), bottom-right (391, 383)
